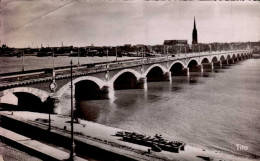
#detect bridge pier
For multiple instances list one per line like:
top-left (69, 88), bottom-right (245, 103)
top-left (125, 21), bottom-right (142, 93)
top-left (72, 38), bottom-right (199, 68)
top-left (136, 77), bottom-right (147, 89)
top-left (113, 77), bottom-right (147, 90)
top-left (181, 68), bottom-right (189, 76)
top-left (75, 84), bottom-right (111, 101)
top-left (163, 71), bottom-right (171, 81)
top-left (212, 61), bottom-right (222, 69)
top-left (146, 71), bottom-right (171, 82)
top-left (201, 63), bottom-right (213, 72)
top-left (222, 60), bottom-right (229, 66)
top-left (45, 95), bottom-right (61, 114)
top-left (171, 68), bottom-right (189, 76)
top-left (189, 65), bottom-right (202, 73)
top-left (229, 59), bottom-right (235, 64)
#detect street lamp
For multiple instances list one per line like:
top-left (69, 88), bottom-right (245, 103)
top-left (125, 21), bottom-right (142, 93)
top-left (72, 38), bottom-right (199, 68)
top-left (48, 62), bottom-right (56, 131)
top-left (77, 48), bottom-right (80, 67)
top-left (48, 81), bottom-right (56, 131)
top-left (106, 48), bottom-right (109, 69)
top-left (166, 46), bottom-right (169, 60)
top-left (69, 60), bottom-right (76, 160)
top-left (52, 48), bottom-right (55, 70)
top-left (22, 50), bottom-right (25, 72)
top-left (164, 45), bottom-right (165, 55)
top-left (115, 46), bottom-right (118, 62)
top-left (142, 47), bottom-right (144, 63)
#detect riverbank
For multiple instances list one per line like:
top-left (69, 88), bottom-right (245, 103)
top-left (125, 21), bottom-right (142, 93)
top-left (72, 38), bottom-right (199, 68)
top-left (0, 127), bottom-right (87, 161)
top-left (0, 111), bottom-right (257, 161)
top-left (0, 141), bottom-right (42, 161)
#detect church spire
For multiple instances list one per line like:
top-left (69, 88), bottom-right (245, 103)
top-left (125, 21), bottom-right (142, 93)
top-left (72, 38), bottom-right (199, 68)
top-left (194, 17), bottom-right (196, 30)
top-left (192, 17), bottom-right (198, 44)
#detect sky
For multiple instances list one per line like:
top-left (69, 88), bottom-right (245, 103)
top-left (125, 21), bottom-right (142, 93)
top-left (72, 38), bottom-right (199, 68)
top-left (1, 0), bottom-right (260, 48)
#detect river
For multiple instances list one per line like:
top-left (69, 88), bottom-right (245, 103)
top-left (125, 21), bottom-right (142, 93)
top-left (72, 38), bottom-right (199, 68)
top-left (1, 55), bottom-right (260, 159)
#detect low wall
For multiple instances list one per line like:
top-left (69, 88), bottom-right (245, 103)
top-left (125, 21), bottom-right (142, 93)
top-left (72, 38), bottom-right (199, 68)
top-left (0, 115), bottom-right (138, 161)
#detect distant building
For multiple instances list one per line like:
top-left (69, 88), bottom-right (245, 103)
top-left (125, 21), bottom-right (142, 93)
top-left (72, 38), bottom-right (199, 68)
top-left (124, 44), bottom-right (131, 47)
top-left (163, 40), bottom-right (188, 46)
top-left (123, 44), bottom-right (131, 50)
top-left (135, 44), bottom-right (146, 48)
top-left (192, 17), bottom-right (198, 44)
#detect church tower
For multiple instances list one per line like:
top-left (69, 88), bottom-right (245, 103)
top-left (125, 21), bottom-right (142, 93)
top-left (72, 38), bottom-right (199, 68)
top-left (192, 17), bottom-right (198, 44)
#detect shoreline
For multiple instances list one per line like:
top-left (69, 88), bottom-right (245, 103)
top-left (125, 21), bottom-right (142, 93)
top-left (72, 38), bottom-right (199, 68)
top-left (0, 111), bottom-right (258, 161)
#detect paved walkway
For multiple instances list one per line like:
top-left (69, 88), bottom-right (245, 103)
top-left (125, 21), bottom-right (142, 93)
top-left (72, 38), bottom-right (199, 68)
top-left (0, 127), bottom-right (87, 161)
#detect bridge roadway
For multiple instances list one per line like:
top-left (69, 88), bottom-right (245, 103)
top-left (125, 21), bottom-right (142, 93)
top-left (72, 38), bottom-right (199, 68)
top-left (0, 50), bottom-right (253, 114)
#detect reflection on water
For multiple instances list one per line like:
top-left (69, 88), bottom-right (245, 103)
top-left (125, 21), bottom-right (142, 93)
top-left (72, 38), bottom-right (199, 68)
top-left (76, 102), bottom-right (100, 122)
top-left (77, 59), bottom-right (260, 159)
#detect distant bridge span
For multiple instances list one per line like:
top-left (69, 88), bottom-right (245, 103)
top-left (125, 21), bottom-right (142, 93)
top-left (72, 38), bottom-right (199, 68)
top-left (0, 50), bottom-right (253, 114)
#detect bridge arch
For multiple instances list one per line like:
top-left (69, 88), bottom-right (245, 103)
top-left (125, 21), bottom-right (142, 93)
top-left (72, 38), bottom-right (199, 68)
top-left (109, 69), bottom-right (143, 90)
top-left (187, 59), bottom-right (199, 67)
top-left (56, 76), bottom-right (107, 98)
top-left (232, 54), bottom-right (237, 59)
top-left (169, 61), bottom-right (186, 76)
top-left (187, 59), bottom-right (200, 72)
top-left (242, 53), bottom-right (246, 59)
top-left (201, 57), bottom-right (210, 64)
top-left (227, 54), bottom-right (231, 60)
top-left (0, 87), bottom-right (50, 102)
top-left (211, 56), bottom-right (218, 63)
top-left (144, 64), bottom-right (169, 82)
top-left (237, 53), bottom-right (242, 60)
top-left (0, 87), bottom-right (50, 112)
top-left (169, 60), bottom-right (186, 69)
top-left (109, 69), bottom-right (142, 84)
top-left (220, 55), bottom-right (225, 61)
top-left (144, 64), bottom-right (168, 76)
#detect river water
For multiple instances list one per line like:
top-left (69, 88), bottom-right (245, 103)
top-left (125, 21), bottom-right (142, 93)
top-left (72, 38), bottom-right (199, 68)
top-left (1, 55), bottom-right (260, 159)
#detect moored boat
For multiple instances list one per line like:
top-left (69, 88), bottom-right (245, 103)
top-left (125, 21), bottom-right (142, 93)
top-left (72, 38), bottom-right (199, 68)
top-left (115, 131), bottom-right (185, 153)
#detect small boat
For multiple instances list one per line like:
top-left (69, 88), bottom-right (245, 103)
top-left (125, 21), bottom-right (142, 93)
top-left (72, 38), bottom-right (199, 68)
top-left (115, 131), bottom-right (185, 153)
top-left (115, 131), bottom-right (131, 137)
top-left (151, 144), bottom-right (162, 152)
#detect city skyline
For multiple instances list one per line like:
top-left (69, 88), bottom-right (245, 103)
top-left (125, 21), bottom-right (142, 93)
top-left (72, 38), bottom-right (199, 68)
top-left (1, 1), bottom-right (260, 48)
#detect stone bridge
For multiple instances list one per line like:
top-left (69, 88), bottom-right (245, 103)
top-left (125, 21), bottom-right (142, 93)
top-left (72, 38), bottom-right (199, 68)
top-left (0, 50), bottom-right (253, 114)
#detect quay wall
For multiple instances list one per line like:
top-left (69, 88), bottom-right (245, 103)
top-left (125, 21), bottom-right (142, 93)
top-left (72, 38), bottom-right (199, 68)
top-left (0, 133), bottom-right (60, 161)
top-left (0, 114), bottom-right (139, 161)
